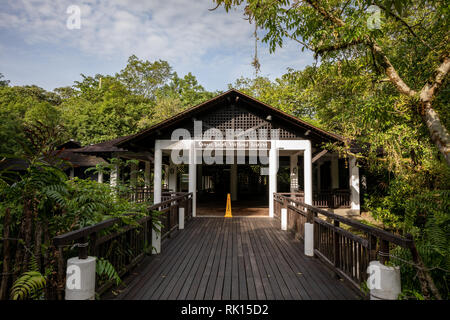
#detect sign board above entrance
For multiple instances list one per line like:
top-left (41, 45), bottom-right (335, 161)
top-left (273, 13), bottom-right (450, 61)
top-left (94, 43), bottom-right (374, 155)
top-left (194, 140), bottom-right (271, 150)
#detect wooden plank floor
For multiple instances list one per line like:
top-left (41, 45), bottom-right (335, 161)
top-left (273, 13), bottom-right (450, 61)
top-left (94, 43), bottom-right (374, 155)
top-left (114, 218), bottom-right (360, 300)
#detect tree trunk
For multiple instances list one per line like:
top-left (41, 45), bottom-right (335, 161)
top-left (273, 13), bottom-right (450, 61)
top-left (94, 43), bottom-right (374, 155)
top-left (408, 235), bottom-right (442, 300)
top-left (0, 209), bottom-right (11, 300)
top-left (21, 199), bottom-right (33, 272)
top-left (421, 100), bottom-right (450, 165)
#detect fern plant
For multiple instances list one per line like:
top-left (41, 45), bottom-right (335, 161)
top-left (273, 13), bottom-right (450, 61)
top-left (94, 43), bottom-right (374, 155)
top-left (96, 258), bottom-right (121, 286)
top-left (10, 256), bottom-right (47, 300)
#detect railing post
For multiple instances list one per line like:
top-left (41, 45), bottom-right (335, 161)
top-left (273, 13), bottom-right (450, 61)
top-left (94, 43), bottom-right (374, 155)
top-left (369, 234), bottom-right (378, 261)
top-left (379, 240), bottom-right (390, 265)
top-left (304, 208), bottom-right (314, 257)
top-left (78, 236), bottom-right (88, 260)
top-left (281, 198), bottom-right (287, 231)
top-left (333, 220), bottom-right (340, 267)
top-left (179, 205), bottom-right (185, 230)
top-left (152, 206), bottom-right (161, 254)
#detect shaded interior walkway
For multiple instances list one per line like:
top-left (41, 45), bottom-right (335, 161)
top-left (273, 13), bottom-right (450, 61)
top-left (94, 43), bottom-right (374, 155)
top-left (113, 217), bottom-right (360, 300)
top-left (197, 200), bottom-right (269, 216)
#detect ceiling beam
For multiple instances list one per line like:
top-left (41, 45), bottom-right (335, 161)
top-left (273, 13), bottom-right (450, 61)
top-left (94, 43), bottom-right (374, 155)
top-left (312, 149), bottom-right (328, 163)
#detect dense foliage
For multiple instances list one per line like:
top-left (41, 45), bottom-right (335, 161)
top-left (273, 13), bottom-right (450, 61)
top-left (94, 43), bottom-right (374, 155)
top-left (0, 0), bottom-right (448, 299)
top-left (0, 124), bottom-right (154, 299)
top-left (219, 0), bottom-right (449, 299)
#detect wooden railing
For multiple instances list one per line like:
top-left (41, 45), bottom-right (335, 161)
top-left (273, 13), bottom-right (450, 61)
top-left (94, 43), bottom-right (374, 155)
top-left (128, 186), bottom-right (152, 203)
top-left (292, 190), bottom-right (351, 208)
top-left (125, 187), bottom-right (185, 204)
top-left (273, 193), bottom-right (414, 291)
top-left (53, 192), bottom-right (193, 299)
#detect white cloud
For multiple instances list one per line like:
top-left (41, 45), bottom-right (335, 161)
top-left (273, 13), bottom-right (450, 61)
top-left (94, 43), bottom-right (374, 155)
top-left (0, 0), bottom-right (314, 90)
top-left (0, 0), bottom-right (253, 63)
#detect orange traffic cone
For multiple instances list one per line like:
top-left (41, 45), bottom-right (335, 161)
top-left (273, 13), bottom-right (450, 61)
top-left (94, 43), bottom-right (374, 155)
top-left (225, 193), bottom-right (232, 218)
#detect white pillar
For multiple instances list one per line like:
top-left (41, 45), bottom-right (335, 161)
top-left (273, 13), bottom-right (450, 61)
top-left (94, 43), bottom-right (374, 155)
top-left (189, 141), bottom-right (197, 217)
top-left (303, 141), bottom-right (314, 256)
top-left (303, 142), bottom-right (312, 205)
top-left (349, 156), bottom-right (360, 211)
top-left (268, 143), bottom-right (278, 218)
top-left (110, 164), bottom-right (119, 189)
top-left (304, 223), bottom-right (314, 256)
top-left (144, 161), bottom-right (151, 187)
top-left (69, 168), bottom-right (74, 179)
top-left (230, 163), bottom-right (238, 201)
top-left (152, 141), bottom-right (162, 254)
top-left (331, 155), bottom-right (339, 189)
top-left (168, 164), bottom-right (177, 192)
top-left (290, 154), bottom-right (298, 193)
top-left (65, 256), bottom-right (96, 300)
top-left (179, 207), bottom-right (185, 230)
top-left (97, 171), bottom-right (103, 183)
top-left (281, 208), bottom-right (287, 230)
top-left (368, 261), bottom-right (401, 300)
top-left (153, 142), bottom-right (162, 204)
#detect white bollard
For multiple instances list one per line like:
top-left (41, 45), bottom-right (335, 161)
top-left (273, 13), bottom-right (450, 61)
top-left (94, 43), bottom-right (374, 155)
top-left (179, 207), bottom-right (185, 230)
top-left (281, 208), bottom-right (287, 231)
top-left (152, 225), bottom-right (161, 254)
top-left (368, 261), bottom-right (401, 300)
top-left (65, 256), bottom-right (96, 300)
top-left (304, 223), bottom-right (314, 256)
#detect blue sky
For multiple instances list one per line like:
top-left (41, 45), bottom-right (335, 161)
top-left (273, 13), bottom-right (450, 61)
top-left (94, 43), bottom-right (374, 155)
top-left (0, 0), bottom-right (314, 92)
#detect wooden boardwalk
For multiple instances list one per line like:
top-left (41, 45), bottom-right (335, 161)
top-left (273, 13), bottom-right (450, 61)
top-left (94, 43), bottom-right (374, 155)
top-left (114, 217), bottom-right (360, 300)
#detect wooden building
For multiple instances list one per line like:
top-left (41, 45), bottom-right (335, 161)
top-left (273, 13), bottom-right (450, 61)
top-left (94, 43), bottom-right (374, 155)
top-left (112, 89), bottom-right (361, 217)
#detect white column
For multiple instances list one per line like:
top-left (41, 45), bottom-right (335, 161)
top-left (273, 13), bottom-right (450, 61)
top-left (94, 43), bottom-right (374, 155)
top-left (110, 164), bottom-right (119, 189)
top-left (153, 142), bottom-right (162, 204)
top-left (331, 155), bottom-right (339, 189)
top-left (97, 171), bottom-right (103, 183)
top-left (189, 141), bottom-right (197, 217)
top-left (230, 163), bottom-right (238, 201)
top-left (281, 208), bottom-right (287, 230)
top-left (69, 168), bottom-right (75, 179)
top-left (179, 207), bottom-right (185, 230)
top-left (152, 141), bottom-right (162, 254)
top-left (268, 143), bottom-right (278, 218)
top-left (303, 142), bottom-right (312, 205)
top-left (304, 141), bottom-right (314, 257)
top-left (65, 257), bottom-right (96, 300)
top-left (168, 164), bottom-right (177, 192)
top-left (349, 156), bottom-right (360, 211)
top-left (290, 154), bottom-right (298, 193)
top-left (144, 161), bottom-right (151, 187)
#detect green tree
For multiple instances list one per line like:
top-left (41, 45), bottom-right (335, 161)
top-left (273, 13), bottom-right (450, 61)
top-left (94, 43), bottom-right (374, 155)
top-left (0, 86), bottom-right (61, 155)
top-left (214, 0), bottom-right (450, 164)
top-left (157, 72), bottom-right (216, 108)
top-left (116, 55), bottom-right (172, 99)
top-left (0, 73), bottom-right (10, 87)
top-left (59, 75), bottom-right (153, 145)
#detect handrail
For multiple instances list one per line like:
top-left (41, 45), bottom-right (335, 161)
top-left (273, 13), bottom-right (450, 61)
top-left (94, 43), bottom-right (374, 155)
top-left (52, 192), bottom-right (193, 299)
top-left (275, 193), bottom-right (413, 248)
top-left (53, 193), bottom-right (192, 247)
top-left (274, 192), bottom-right (414, 291)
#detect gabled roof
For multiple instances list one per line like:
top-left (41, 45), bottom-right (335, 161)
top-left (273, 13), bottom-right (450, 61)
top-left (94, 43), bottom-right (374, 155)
top-left (116, 89), bottom-right (345, 149)
top-left (73, 136), bottom-right (130, 153)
